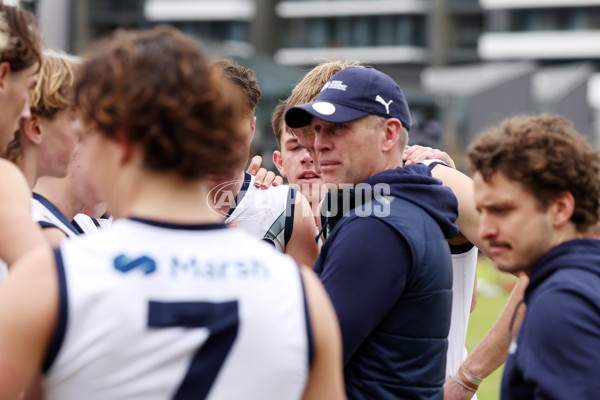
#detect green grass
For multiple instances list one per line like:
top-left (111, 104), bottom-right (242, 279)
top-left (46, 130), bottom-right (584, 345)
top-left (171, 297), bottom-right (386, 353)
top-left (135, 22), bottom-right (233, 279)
top-left (465, 256), bottom-right (517, 400)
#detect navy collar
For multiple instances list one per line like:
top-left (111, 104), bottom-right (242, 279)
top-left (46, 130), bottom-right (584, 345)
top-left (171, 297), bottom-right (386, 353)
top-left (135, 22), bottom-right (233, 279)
top-left (128, 217), bottom-right (228, 231)
top-left (525, 238), bottom-right (600, 302)
top-left (225, 172), bottom-right (252, 219)
top-left (32, 192), bottom-right (80, 235)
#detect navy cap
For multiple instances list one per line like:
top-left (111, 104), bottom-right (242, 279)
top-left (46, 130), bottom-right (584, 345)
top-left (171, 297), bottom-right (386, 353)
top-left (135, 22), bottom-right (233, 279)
top-left (285, 66), bottom-right (411, 130)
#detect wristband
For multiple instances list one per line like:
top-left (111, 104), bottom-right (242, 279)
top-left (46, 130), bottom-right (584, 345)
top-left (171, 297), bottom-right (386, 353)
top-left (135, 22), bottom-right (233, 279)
top-left (452, 366), bottom-right (481, 392)
top-left (461, 366), bottom-right (483, 386)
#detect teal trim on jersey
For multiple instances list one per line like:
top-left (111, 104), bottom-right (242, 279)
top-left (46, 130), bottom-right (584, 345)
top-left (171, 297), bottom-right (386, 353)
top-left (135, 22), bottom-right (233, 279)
top-left (263, 210), bottom-right (286, 242)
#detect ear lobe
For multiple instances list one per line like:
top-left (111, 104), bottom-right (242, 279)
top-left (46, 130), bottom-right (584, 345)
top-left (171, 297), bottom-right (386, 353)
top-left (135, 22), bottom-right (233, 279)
top-left (273, 150), bottom-right (287, 177)
top-left (115, 129), bottom-right (134, 165)
top-left (0, 62), bottom-right (10, 89)
top-left (381, 118), bottom-right (402, 153)
top-left (551, 191), bottom-right (575, 228)
top-left (22, 115), bottom-right (42, 145)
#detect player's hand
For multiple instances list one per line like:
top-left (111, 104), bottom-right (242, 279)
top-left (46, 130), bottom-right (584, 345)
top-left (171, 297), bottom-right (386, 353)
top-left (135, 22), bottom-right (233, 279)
top-left (403, 145), bottom-right (456, 169)
top-left (246, 155), bottom-right (283, 189)
top-left (443, 378), bottom-right (476, 400)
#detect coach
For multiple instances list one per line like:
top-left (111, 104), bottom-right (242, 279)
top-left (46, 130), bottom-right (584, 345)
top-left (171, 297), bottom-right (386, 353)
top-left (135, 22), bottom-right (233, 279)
top-left (285, 66), bottom-right (459, 399)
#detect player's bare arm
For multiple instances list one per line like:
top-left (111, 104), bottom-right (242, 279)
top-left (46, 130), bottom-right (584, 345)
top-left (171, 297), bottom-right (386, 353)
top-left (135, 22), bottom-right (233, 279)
top-left (428, 164), bottom-right (491, 255)
top-left (0, 159), bottom-right (46, 266)
top-left (286, 192), bottom-right (319, 266)
top-left (0, 246), bottom-right (58, 398)
top-left (403, 144), bottom-right (456, 168)
top-left (444, 274), bottom-right (527, 400)
top-left (401, 145), bottom-right (483, 250)
top-left (300, 266), bottom-right (345, 400)
top-left (40, 227), bottom-right (69, 248)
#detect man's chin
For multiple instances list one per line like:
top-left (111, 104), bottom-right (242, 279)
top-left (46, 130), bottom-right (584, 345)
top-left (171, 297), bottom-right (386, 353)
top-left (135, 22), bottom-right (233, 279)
top-left (495, 261), bottom-right (525, 275)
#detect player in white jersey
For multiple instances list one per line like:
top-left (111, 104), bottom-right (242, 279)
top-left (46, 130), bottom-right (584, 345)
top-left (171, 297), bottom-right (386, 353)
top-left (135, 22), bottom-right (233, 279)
top-left (31, 113), bottom-right (108, 244)
top-left (72, 212), bottom-right (102, 234)
top-left (0, 26), bottom-right (344, 399)
top-left (4, 51), bottom-right (81, 246)
top-left (31, 192), bottom-right (79, 239)
top-left (74, 202), bottom-right (112, 235)
top-left (210, 60), bottom-right (319, 266)
top-left (224, 171), bottom-right (297, 252)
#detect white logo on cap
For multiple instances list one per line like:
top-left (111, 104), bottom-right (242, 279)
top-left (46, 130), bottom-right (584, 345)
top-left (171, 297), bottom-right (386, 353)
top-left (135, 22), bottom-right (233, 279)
top-left (326, 80), bottom-right (347, 91)
top-left (375, 95), bottom-right (393, 114)
top-left (312, 102), bottom-right (336, 116)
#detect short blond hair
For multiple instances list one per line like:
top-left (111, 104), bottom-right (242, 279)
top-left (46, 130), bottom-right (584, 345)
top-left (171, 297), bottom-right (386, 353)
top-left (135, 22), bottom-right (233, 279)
top-left (30, 50), bottom-right (80, 119)
top-left (285, 61), bottom-right (363, 139)
top-left (288, 60), bottom-right (363, 108)
top-left (4, 51), bottom-right (79, 163)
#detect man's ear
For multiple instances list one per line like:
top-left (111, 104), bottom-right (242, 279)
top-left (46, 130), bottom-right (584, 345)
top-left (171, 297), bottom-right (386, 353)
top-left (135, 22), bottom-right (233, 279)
top-left (273, 150), bottom-right (287, 178)
top-left (0, 62), bottom-right (10, 90)
top-left (115, 129), bottom-right (134, 165)
top-left (22, 115), bottom-right (42, 145)
top-left (550, 191), bottom-right (575, 228)
top-left (381, 118), bottom-right (402, 153)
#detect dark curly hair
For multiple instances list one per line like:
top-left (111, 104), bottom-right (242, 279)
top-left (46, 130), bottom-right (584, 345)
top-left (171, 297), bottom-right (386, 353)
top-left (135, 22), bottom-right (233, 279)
top-left (74, 25), bottom-right (248, 179)
top-left (0, 2), bottom-right (41, 72)
top-left (468, 114), bottom-right (600, 231)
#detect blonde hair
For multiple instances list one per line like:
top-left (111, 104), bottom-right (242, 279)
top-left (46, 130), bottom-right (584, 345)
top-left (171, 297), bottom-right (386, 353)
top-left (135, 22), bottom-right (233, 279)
top-left (4, 50), bottom-right (79, 163)
top-left (29, 50), bottom-right (80, 119)
top-left (288, 60), bottom-right (363, 107)
top-left (287, 60), bottom-right (363, 137)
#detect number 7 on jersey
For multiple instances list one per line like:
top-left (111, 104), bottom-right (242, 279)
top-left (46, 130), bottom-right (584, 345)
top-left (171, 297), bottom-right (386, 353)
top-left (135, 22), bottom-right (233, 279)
top-left (148, 300), bottom-right (239, 399)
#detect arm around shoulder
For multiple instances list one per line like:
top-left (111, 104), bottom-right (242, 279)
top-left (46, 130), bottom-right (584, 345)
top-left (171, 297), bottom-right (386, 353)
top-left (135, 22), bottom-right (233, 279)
top-left (429, 164), bottom-right (490, 255)
top-left (300, 266), bottom-right (345, 400)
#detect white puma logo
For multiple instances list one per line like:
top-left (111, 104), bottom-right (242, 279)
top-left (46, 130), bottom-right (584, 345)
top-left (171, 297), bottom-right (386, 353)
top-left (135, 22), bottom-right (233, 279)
top-left (375, 95), bottom-right (393, 114)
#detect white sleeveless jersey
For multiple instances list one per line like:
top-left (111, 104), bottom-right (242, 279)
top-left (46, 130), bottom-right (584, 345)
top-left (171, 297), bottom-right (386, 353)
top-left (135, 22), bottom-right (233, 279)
top-left (446, 245), bottom-right (478, 387)
top-left (72, 213), bottom-right (102, 235)
top-left (43, 218), bottom-right (312, 400)
top-left (31, 193), bottom-right (79, 239)
top-left (225, 173), bottom-right (295, 253)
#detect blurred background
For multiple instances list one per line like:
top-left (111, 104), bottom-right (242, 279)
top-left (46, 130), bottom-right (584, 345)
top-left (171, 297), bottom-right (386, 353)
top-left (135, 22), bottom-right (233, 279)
top-left (8, 0), bottom-right (600, 171)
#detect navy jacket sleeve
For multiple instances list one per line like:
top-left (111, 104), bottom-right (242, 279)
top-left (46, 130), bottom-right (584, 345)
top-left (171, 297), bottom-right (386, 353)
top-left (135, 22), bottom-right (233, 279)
top-left (318, 216), bottom-right (411, 365)
top-left (511, 287), bottom-right (600, 399)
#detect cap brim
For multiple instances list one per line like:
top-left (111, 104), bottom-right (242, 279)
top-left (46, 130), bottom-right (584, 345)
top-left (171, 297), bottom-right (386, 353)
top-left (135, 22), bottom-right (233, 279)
top-left (285, 101), bottom-right (370, 129)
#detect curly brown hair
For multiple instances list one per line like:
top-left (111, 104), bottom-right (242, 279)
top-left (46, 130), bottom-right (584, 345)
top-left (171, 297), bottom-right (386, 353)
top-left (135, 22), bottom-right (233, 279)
top-left (0, 2), bottom-right (41, 72)
top-left (468, 114), bottom-right (600, 231)
top-left (74, 26), bottom-right (248, 179)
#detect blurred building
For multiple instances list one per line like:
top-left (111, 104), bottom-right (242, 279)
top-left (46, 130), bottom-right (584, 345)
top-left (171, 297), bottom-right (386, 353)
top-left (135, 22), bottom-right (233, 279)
top-left (24, 0), bottom-right (600, 165)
